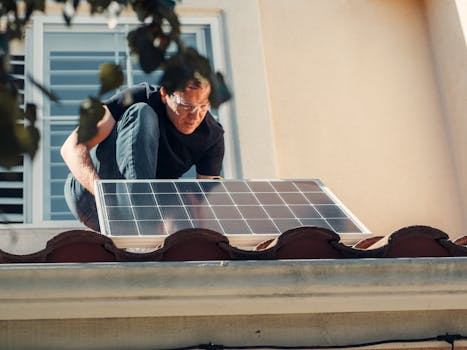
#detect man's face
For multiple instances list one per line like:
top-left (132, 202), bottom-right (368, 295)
top-left (161, 83), bottom-right (211, 135)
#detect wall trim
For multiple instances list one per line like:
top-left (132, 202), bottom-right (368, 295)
top-left (1, 257), bottom-right (466, 320)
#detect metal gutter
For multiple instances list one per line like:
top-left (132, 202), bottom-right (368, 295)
top-left (1, 257), bottom-right (467, 320)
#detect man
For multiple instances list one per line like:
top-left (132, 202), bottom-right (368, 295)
top-left (61, 79), bottom-right (224, 231)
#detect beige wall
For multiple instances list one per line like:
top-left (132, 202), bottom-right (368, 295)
top-left (2, 311), bottom-right (467, 349)
top-left (180, 0), bottom-right (279, 178)
top-left (258, 0), bottom-right (465, 236)
top-left (2, 258), bottom-right (467, 348)
top-left (424, 0), bottom-right (467, 234)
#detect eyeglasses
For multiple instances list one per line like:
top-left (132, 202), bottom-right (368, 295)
top-left (172, 94), bottom-right (210, 115)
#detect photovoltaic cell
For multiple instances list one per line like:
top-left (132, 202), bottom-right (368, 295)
top-left (151, 182), bottom-right (176, 193)
top-left (137, 220), bottom-right (166, 235)
top-left (156, 193), bottom-right (182, 206)
top-left (95, 179), bottom-right (369, 239)
top-left (127, 182), bottom-right (152, 193)
top-left (133, 206), bottom-right (161, 220)
top-left (130, 194), bottom-right (156, 206)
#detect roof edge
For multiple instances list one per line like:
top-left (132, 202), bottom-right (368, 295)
top-left (1, 258), bottom-right (467, 320)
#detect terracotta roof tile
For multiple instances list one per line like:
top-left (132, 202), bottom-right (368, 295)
top-left (146, 229), bottom-right (231, 261)
top-left (0, 225), bottom-right (466, 263)
top-left (352, 236), bottom-right (385, 249)
top-left (252, 227), bottom-right (345, 259)
top-left (454, 235), bottom-right (467, 246)
top-left (364, 226), bottom-right (467, 258)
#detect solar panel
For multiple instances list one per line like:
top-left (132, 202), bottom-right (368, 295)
top-left (95, 179), bottom-right (370, 248)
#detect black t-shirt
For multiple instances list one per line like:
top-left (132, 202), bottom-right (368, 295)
top-left (104, 83), bottom-right (225, 178)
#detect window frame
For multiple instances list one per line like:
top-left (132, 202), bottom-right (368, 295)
top-left (18, 13), bottom-right (237, 228)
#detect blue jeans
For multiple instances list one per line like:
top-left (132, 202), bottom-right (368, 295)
top-left (64, 103), bottom-right (160, 231)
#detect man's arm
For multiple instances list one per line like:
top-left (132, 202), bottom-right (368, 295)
top-left (60, 106), bottom-right (116, 195)
top-left (195, 133), bottom-right (225, 180)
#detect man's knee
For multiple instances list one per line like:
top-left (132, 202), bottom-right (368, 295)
top-left (116, 102), bottom-right (160, 152)
top-left (64, 174), bottom-right (100, 231)
top-left (117, 102), bottom-right (159, 136)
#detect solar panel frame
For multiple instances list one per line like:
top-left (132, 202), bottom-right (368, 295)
top-left (95, 179), bottom-right (371, 248)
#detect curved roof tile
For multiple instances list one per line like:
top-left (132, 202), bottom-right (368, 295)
top-left (1, 225), bottom-right (466, 263)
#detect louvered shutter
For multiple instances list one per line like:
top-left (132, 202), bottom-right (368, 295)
top-left (42, 27), bottom-right (203, 221)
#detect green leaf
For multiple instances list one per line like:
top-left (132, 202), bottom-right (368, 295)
top-left (24, 103), bottom-right (37, 124)
top-left (0, 152), bottom-right (22, 168)
top-left (99, 63), bottom-right (123, 96)
top-left (0, 88), bottom-right (18, 122)
top-left (16, 124), bottom-right (40, 159)
top-left (156, 2), bottom-right (180, 36)
top-left (77, 97), bottom-right (105, 144)
top-left (139, 42), bottom-right (165, 74)
top-left (0, 89), bottom-right (23, 167)
top-left (5, 19), bottom-right (23, 41)
top-left (130, 1), bottom-right (150, 22)
top-left (159, 48), bottom-right (212, 94)
top-left (27, 74), bottom-right (60, 103)
top-left (127, 26), bottom-right (165, 74)
top-left (0, 0), bottom-right (16, 17)
top-left (26, 125), bottom-right (40, 159)
top-left (63, 11), bottom-right (72, 26)
top-left (87, 0), bottom-right (112, 14)
top-left (34, 0), bottom-right (46, 11)
top-left (208, 72), bottom-right (232, 109)
top-left (0, 34), bottom-right (9, 55)
top-left (62, 2), bottom-right (74, 26)
top-left (24, 0), bottom-right (46, 22)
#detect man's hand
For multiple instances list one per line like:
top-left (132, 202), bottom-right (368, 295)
top-left (196, 173), bottom-right (223, 180)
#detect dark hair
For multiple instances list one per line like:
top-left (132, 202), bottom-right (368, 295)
top-left (162, 77), bottom-right (210, 95)
top-left (186, 78), bottom-right (203, 89)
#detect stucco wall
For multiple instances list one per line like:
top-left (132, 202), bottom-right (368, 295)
top-left (2, 311), bottom-right (467, 349)
top-left (257, 0), bottom-right (465, 236)
top-left (424, 0), bottom-right (467, 233)
top-left (2, 259), bottom-right (467, 349)
top-left (179, 0), bottom-right (279, 179)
